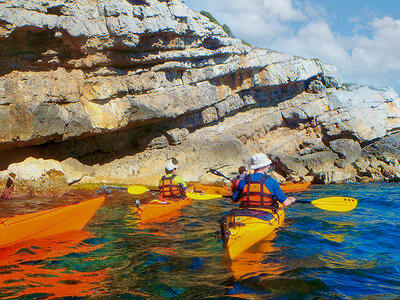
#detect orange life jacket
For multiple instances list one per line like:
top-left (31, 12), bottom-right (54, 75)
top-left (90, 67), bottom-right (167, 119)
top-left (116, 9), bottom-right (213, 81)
top-left (159, 174), bottom-right (184, 199)
top-left (240, 174), bottom-right (276, 208)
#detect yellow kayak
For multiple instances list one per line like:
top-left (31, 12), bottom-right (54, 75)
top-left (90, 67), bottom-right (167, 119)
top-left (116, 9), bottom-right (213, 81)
top-left (220, 205), bottom-right (285, 260)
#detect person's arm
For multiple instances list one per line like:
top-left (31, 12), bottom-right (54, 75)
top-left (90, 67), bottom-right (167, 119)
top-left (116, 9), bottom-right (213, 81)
top-left (269, 178), bottom-right (296, 207)
top-left (231, 178), bottom-right (237, 193)
top-left (231, 188), bottom-right (240, 202)
top-left (174, 176), bottom-right (188, 191)
top-left (232, 178), bottom-right (245, 202)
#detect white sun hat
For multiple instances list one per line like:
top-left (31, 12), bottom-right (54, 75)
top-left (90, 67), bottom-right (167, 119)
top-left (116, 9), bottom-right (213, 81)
top-left (250, 153), bottom-right (272, 169)
top-left (165, 161), bottom-right (178, 171)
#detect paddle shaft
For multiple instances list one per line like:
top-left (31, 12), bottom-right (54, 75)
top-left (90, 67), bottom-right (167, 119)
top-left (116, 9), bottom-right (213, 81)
top-left (209, 169), bottom-right (232, 180)
top-left (295, 200), bottom-right (312, 204)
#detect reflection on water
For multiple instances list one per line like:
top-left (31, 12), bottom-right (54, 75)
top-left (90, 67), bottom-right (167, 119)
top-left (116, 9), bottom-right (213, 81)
top-left (230, 232), bottom-right (285, 281)
top-left (1, 183), bottom-right (400, 298)
top-left (0, 231), bottom-right (107, 298)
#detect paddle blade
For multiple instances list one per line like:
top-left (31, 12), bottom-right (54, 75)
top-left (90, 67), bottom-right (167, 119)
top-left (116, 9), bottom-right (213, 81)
top-left (186, 192), bottom-right (223, 200)
top-left (310, 197), bottom-right (358, 212)
top-left (127, 186), bottom-right (150, 194)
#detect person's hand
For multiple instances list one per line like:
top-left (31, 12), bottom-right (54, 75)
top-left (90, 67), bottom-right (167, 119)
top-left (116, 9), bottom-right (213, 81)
top-left (283, 196), bottom-right (296, 207)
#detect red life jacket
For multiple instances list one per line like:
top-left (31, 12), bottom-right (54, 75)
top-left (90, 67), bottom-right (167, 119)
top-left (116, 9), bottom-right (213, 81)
top-left (240, 174), bottom-right (276, 208)
top-left (159, 174), bottom-right (184, 199)
top-left (231, 175), bottom-right (245, 192)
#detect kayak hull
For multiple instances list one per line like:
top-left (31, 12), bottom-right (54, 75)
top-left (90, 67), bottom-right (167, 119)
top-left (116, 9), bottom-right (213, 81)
top-left (192, 182), bottom-right (311, 197)
top-left (189, 183), bottom-right (232, 196)
top-left (137, 196), bottom-right (192, 223)
top-left (0, 196), bottom-right (105, 248)
top-left (220, 206), bottom-right (285, 260)
top-left (280, 182), bottom-right (311, 192)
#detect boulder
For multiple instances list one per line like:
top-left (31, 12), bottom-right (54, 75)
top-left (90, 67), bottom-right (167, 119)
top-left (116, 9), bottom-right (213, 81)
top-left (6, 157), bottom-right (68, 196)
top-left (329, 139), bottom-right (361, 163)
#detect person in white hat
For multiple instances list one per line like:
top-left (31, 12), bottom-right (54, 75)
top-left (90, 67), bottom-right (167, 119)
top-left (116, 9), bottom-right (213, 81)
top-left (159, 160), bottom-right (188, 199)
top-left (231, 153), bottom-right (296, 208)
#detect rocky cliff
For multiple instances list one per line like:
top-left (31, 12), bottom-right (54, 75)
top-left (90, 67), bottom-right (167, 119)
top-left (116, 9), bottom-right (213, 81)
top-left (1, 0), bottom-right (400, 193)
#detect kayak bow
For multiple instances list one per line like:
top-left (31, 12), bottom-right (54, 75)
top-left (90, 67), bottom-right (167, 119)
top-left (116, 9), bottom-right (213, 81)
top-left (0, 196), bottom-right (105, 248)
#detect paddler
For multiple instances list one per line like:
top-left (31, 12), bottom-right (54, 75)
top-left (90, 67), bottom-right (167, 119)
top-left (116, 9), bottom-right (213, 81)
top-left (159, 160), bottom-right (188, 199)
top-left (231, 166), bottom-right (248, 193)
top-left (0, 177), bottom-right (14, 200)
top-left (232, 153), bottom-right (296, 208)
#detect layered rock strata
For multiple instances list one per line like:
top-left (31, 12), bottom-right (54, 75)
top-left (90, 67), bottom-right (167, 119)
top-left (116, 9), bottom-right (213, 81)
top-left (0, 0), bottom-right (400, 193)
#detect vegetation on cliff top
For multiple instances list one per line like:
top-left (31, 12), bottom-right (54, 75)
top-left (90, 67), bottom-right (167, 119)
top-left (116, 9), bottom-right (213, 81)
top-left (200, 10), bottom-right (252, 46)
top-left (200, 10), bottom-right (234, 37)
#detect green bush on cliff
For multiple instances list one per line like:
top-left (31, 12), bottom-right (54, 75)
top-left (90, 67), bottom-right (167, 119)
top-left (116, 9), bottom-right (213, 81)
top-left (200, 10), bottom-right (220, 25)
top-left (200, 10), bottom-right (235, 38)
top-left (241, 39), bottom-right (251, 46)
top-left (222, 24), bottom-right (235, 38)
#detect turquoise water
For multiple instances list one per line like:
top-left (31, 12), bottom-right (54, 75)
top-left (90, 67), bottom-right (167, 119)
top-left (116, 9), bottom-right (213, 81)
top-left (1, 183), bottom-right (400, 299)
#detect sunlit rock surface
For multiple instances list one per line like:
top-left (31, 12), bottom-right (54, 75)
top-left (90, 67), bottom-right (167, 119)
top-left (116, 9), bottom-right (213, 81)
top-left (1, 0), bottom-right (400, 193)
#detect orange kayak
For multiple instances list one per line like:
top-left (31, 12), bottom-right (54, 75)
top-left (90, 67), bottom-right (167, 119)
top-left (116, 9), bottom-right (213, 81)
top-left (191, 182), bottom-right (310, 196)
top-left (280, 182), bottom-right (311, 192)
top-left (189, 183), bottom-right (232, 196)
top-left (137, 196), bottom-right (192, 223)
top-left (0, 196), bottom-right (105, 248)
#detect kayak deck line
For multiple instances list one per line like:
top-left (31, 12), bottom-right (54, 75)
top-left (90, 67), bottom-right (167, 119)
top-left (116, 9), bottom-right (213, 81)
top-left (1, 201), bottom-right (86, 226)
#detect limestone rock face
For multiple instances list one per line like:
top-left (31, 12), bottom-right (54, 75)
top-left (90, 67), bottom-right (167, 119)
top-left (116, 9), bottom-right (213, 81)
top-left (0, 0), bottom-right (400, 190)
top-left (4, 157), bottom-right (69, 196)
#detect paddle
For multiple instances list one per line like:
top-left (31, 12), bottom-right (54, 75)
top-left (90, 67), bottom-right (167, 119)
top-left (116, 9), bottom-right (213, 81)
top-left (127, 185), bottom-right (223, 200)
top-left (209, 169), bottom-right (357, 212)
top-left (296, 197), bottom-right (358, 212)
top-left (209, 169), bottom-right (232, 180)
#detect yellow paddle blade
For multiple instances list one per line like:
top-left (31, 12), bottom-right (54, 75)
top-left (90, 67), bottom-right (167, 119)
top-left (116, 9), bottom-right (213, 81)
top-left (127, 185), bottom-right (149, 194)
top-left (310, 197), bottom-right (358, 212)
top-left (186, 192), bottom-right (223, 200)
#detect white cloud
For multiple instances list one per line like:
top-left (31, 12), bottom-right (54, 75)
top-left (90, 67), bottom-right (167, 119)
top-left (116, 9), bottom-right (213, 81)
top-left (184, 0), bottom-right (400, 93)
top-left (270, 16), bottom-right (400, 89)
top-left (345, 17), bottom-right (400, 86)
top-left (263, 0), bottom-right (306, 22)
top-left (270, 22), bottom-right (351, 65)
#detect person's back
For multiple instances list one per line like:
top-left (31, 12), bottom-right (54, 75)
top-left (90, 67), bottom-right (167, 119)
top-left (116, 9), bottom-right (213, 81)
top-left (232, 153), bottom-right (295, 208)
top-left (159, 161), bottom-right (187, 199)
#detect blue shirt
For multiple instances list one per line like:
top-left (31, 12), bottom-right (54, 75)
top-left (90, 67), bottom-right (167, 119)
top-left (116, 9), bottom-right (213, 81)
top-left (232, 173), bottom-right (287, 203)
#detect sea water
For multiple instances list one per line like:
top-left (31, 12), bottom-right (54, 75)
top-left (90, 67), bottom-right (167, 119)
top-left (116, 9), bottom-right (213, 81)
top-left (0, 183), bottom-right (399, 299)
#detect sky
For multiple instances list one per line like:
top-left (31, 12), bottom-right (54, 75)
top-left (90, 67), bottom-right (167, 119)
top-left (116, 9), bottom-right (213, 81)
top-left (184, 0), bottom-right (400, 94)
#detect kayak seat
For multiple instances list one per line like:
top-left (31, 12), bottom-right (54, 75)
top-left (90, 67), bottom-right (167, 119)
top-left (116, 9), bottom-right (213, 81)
top-left (226, 208), bottom-right (276, 222)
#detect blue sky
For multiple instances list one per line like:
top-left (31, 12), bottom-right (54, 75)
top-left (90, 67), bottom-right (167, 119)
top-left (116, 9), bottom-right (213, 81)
top-left (184, 0), bottom-right (400, 94)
